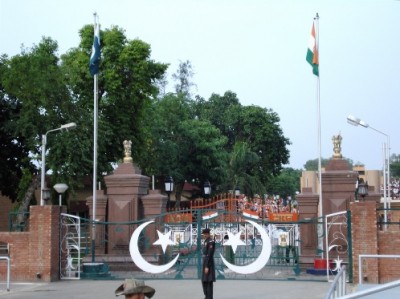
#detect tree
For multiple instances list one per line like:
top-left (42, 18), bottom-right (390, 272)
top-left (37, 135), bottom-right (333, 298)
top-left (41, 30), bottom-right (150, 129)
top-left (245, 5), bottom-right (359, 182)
top-left (0, 38), bottom-right (69, 205)
top-left (225, 141), bottom-right (263, 197)
top-left (1, 25), bottom-right (168, 202)
top-left (390, 153), bottom-right (400, 178)
top-left (0, 56), bottom-right (34, 202)
top-left (172, 60), bottom-right (196, 96)
top-left (265, 167), bottom-right (301, 199)
top-left (150, 93), bottom-right (228, 207)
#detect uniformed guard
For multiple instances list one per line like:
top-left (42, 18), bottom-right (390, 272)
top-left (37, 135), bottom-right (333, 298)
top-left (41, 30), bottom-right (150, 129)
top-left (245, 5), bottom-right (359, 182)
top-left (201, 228), bottom-right (216, 299)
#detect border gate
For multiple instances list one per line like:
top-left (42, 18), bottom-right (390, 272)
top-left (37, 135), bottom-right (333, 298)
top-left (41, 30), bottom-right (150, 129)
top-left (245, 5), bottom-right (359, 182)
top-left (59, 196), bottom-right (351, 281)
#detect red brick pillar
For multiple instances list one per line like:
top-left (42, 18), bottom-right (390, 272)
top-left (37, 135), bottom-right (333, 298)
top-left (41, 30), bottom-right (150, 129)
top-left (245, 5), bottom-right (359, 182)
top-left (141, 190), bottom-right (167, 246)
top-left (350, 201), bottom-right (378, 283)
top-left (29, 206), bottom-right (62, 282)
top-left (86, 189), bottom-right (108, 253)
top-left (104, 162), bottom-right (150, 254)
top-left (297, 189), bottom-right (319, 258)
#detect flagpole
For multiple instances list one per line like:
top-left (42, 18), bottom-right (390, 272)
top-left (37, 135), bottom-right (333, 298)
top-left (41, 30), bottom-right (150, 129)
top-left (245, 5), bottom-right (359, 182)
top-left (92, 12), bottom-right (99, 263)
top-left (313, 13), bottom-right (325, 259)
top-left (315, 13), bottom-right (322, 220)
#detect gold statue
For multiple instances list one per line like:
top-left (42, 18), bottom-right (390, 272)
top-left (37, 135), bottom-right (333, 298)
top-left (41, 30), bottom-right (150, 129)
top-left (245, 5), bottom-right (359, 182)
top-left (123, 140), bottom-right (133, 163)
top-left (332, 133), bottom-right (342, 159)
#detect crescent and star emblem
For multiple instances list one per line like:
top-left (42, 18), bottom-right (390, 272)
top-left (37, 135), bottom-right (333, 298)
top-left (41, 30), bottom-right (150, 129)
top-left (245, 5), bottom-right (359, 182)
top-left (129, 219), bottom-right (271, 274)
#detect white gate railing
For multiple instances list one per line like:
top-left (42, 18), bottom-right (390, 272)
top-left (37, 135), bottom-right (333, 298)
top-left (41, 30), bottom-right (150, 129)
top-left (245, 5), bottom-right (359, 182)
top-left (60, 213), bottom-right (81, 280)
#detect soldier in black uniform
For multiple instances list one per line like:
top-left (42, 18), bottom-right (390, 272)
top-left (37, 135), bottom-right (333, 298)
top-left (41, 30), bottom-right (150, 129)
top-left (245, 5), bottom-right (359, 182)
top-left (201, 228), bottom-right (216, 299)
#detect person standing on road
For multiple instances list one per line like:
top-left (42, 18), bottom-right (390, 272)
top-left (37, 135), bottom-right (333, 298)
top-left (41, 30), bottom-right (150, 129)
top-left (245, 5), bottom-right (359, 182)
top-left (201, 228), bottom-right (216, 299)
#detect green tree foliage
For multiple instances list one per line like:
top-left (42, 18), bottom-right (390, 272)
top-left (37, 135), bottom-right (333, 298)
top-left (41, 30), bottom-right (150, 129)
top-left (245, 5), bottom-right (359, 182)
top-left (149, 92), bottom-right (228, 206)
top-left (0, 26), bottom-right (168, 200)
top-left (0, 56), bottom-right (34, 201)
top-left (390, 154), bottom-right (400, 178)
top-left (196, 91), bottom-right (290, 194)
top-left (265, 167), bottom-right (301, 199)
top-left (1, 24), bottom-right (292, 206)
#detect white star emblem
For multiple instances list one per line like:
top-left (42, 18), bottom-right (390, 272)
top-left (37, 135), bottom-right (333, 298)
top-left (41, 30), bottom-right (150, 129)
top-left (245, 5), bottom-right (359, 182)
top-left (153, 230), bottom-right (175, 253)
top-left (224, 231), bottom-right (246, 253)
top-left (332, 256), bottom-right (343, 272)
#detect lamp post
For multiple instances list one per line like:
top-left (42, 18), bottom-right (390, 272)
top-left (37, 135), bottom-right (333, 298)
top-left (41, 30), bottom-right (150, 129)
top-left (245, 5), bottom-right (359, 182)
top-left (358, 181), bottom-right (369, 201)
top-left (53, 183), bottom-right (68, 206)
top-left (164, 176), bottom-right (174, 209)
top-left (234, 186), bottom-right (240, 198)
top-left (203, 180), bottom-right (211, 198)
top-left (41, 122), bottom-right (77, 206)
top-left (347, 115), bottom-right (390, 224)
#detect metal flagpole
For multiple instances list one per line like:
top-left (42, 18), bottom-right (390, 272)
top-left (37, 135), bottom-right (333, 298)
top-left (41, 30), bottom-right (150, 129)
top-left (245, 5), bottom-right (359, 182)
top-left (314, 13), bottom-right (324, 258)
top-left (92, 12), bottom-right (99, 263)
top-left (315, 13), bottom-right (322, 219)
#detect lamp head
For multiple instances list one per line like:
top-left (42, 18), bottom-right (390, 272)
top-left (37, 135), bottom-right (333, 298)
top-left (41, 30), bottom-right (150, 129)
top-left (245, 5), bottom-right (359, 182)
top-left (347, 115), bottom-right (360, 126)
top-left (60, 122), bottom-right (77, 130)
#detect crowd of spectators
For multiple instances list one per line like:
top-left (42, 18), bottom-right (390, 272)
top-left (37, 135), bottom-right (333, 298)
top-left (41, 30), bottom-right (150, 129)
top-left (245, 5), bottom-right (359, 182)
top-left (237, 194), bottom-right (299, 219)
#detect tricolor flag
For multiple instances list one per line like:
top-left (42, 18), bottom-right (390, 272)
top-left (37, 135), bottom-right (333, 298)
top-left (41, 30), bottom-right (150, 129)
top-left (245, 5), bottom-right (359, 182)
top-left (242, 209), bottom-right (259, 220)
top-left (89, 22), bottom-right (101, 76)
top-left (306, 21), bottom-right (319, 76)
top-left (202, 211), bottom-right (218, 220)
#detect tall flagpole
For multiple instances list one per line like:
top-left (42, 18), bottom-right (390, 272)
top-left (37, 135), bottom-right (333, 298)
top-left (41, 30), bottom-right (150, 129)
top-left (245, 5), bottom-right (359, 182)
top-left (315, 13), bottom-right (322, 220)
top-left (313, 13), bottom-right (324, 259)
top-left (92, 12), bottom-right (99, 263)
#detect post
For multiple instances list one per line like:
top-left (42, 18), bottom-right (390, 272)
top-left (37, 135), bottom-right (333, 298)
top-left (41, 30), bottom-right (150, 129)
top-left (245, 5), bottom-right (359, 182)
top-left (40, 134), bottom-right (47, 206)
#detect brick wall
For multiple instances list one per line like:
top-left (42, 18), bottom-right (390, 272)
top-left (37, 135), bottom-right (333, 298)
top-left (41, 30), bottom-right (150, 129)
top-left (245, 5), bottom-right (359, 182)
top-left (350, 201), bottom-right (379, 283)
top-left (378, 231), bottom-right (400, 283)
top-left (0, 206), bottom-right (61, 282)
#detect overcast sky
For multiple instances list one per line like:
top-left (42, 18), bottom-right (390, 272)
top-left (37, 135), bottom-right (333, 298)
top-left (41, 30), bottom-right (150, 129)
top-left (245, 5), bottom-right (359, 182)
top-left (1, 0), bottom-right (399, 170)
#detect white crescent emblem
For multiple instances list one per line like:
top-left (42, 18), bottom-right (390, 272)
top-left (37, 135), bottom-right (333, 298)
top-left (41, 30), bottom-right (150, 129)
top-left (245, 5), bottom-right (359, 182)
top-left (220, 220), bottom-right (271, 274)
top-left (129, 220), bottom-right (180, 273)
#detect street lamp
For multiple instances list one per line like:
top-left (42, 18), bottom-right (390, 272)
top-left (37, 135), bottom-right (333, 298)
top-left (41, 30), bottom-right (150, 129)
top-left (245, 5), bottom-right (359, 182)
top-left (357, 180), bottom-right (369, 201)
top-left (53, 183), bottom-right (68, 206)
top-left (234, 186), bottom-right (240, 198)
top-left (40, 122), bottom-right (76, 206)
top-left (203, 180), bottom-right (211, 198)
top-left (347, 115), bottom-right (390, 223)
top-left (164, 176), bottom-right (174, 208)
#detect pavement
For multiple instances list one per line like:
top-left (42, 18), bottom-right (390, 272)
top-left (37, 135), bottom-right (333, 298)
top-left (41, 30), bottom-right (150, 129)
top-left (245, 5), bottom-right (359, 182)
top-left (0, 279), bottom-right (332, 299)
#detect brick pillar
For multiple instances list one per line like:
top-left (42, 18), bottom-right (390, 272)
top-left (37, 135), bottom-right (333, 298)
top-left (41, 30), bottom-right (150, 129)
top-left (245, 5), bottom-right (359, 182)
top-left (297, 188), bottom-right (319, 257)
top-left (350, 201), bottom-right (378, 283)
top-left (141, 190), bottom-right (167, 246)
top-left (104, 161), bottom-right (149, 254)
top-left (86, 189), bottom-right (108, 253)
top-left (29, 206), bottom-right (62, 282)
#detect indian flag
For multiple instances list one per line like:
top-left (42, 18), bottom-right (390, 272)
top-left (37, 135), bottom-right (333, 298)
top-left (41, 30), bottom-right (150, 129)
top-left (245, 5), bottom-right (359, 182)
top-left (202, 211), bottom-right (218, 220)
top-left (242, 209), bottom-right (259, 220)
top-left (306, 22), bottom-right (319, 76)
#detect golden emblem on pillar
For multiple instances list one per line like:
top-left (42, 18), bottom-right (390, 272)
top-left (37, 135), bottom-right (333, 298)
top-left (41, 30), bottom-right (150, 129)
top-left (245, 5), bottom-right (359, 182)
top-left (332, 133), bottom-right (342, 159)
top-left (123, 140), bottom-right (133, 163)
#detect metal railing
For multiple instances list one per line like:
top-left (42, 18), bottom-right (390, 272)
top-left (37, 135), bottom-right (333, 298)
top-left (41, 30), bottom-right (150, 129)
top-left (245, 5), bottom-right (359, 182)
top-left (337, 279), bottom-right (400, 298)
top-left (324, 266), bottom-right (347, 299)
top-left (0, 256), bottom-right (11, 291)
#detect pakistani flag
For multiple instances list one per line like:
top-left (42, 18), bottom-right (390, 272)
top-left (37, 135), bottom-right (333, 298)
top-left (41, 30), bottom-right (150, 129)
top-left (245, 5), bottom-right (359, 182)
top-left (89, 23), bottom-right (101, 76)
top-left (306, 22), bottom-right (319, 76)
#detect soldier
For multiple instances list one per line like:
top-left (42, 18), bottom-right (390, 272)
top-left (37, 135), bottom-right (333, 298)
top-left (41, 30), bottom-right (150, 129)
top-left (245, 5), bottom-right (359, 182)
top-left (201, 228), bottom-right (216, 299)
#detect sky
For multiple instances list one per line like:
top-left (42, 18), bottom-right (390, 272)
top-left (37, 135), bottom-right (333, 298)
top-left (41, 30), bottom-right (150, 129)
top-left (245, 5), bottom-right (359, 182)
top-left (1, 0), bottom-right (399, 171)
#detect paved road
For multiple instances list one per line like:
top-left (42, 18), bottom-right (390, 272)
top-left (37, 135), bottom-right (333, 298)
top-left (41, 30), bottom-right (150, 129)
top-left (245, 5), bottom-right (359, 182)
top-left (0, 279), bottom-right (331, 299)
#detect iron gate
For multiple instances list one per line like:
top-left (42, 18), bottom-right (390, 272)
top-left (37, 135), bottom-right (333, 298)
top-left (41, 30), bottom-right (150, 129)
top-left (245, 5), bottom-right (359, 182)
top-left (58, 209), bottom-right (334, 281)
